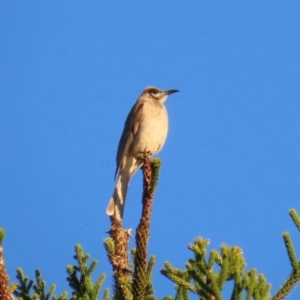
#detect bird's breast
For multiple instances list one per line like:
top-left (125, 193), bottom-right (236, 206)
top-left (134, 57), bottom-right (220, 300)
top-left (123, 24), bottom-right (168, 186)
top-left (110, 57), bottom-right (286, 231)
top-left (131, 101), bottom-right (168, 156)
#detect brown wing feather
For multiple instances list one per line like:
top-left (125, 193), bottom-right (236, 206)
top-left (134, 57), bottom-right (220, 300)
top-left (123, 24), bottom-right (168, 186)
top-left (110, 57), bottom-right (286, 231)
top-left (114, 99), bottom-right (144, 179)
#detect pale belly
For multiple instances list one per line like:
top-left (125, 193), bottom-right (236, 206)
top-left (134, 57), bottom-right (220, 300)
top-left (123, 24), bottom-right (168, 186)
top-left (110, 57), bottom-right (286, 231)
top-left (131, 101), bottom-right (168, 156)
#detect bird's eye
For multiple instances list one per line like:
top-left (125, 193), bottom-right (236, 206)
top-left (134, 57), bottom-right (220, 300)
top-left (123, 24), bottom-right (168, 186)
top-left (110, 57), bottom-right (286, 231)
top-left (151, 90), bottom-right (159, 94)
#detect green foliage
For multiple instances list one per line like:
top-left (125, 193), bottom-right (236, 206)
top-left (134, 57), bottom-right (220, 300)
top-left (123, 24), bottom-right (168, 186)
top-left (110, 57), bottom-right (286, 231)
top-left (160, 208), bottom-right (300, 300)
top-left (2, 212), bottom-right (299, 300)
top-left (13, 268), bottom-right (58, 300)
top-left (272, 209), bottom-right (300, 300)
top-left (3, 154), bottom-right (299, 300)
top-left (289, 209), bottom-right (300, 231)
top-left (66, 244), bottom-right (107, 300)
top-left (12, 245), bottom-right (107, 300)
top-left (145, 256), bottom-right (156, 298)
top-left (131, 250), bottom-right (156, 300)
top-left (161, 238), bottom-right (271, 300)
top-left (149, 158), bottom-right (161, 194)
top-left (0, 228), bottom-right (5, 245)
top-left (8, 207), bottom-right (300, 300)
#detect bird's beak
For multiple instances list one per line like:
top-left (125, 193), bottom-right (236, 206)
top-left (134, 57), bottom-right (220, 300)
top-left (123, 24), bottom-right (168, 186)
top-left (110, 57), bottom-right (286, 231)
top-left (165, 89), bottom-right (180, 95)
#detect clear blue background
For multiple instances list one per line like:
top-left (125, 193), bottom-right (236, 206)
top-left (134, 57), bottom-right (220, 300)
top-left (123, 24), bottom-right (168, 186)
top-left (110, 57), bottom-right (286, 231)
top-left (1, 1), bottom-right (300, 299)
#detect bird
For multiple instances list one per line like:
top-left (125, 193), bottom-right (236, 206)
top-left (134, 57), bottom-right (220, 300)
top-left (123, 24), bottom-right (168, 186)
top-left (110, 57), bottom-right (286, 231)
top-left (106, 86), bottom-right (179, 220)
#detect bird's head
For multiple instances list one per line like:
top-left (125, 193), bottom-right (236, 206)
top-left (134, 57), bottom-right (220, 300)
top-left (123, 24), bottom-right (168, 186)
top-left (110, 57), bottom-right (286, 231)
top-left (142, 86), bottom-right (179, 103)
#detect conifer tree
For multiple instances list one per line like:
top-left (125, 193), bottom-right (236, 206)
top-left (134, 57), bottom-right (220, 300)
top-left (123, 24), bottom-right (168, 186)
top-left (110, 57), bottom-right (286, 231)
top-left (0, 153), bottom-right (299, 299)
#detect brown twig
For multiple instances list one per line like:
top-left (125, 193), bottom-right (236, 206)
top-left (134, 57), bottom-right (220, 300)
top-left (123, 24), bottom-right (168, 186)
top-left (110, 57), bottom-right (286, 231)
top-left (107, 216), bottom-right (132, 300)
top-left (0, 247), bottom-right (11, 300)
top-left (133, 151), bottom-right (157, 300)
top-left (105, 152), bottom-right (160, 300)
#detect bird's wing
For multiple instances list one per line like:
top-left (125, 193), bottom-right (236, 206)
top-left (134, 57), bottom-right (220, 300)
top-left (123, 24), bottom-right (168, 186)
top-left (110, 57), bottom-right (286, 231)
top-left (114, 99), bottom-right (144, 179)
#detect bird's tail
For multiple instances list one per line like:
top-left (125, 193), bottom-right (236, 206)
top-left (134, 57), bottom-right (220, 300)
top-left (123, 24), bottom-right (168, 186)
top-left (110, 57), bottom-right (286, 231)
top-left (106, 170), bottom-right (130, 220)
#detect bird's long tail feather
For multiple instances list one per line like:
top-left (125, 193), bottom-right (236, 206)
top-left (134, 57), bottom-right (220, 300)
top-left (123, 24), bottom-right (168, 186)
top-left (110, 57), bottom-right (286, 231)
top-left (106, 170), bottom-right (130, 220)
top-left (106, 156), bottom-right (142, 220)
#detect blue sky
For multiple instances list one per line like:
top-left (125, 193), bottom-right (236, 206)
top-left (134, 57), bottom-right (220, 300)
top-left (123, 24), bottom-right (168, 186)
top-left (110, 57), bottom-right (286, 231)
top-left (1, 1), bottom-right (300, 299)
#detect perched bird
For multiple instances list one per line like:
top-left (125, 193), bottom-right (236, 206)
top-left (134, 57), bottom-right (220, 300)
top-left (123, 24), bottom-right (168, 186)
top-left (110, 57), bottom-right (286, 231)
top-left (106, 86), bottom-right (179, 220)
